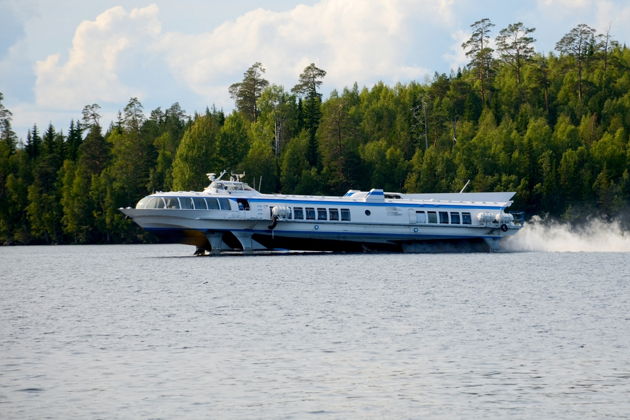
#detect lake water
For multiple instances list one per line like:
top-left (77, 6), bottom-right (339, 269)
top-left (1, 241), bottom-right (629, 419)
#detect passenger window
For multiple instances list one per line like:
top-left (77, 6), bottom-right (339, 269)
top-left (136, 197), bottom-right (151, 209)
top-left (306, 207), bottom-right (316, 220)
top-left (439, 211), bottom-right (449, 224)
top-left (164, 197), bottom-right (180, 209)
top-left (340, 208), bottom-right (351, 221)
top-left (450, 212), bottom-right (460, 224)
top-left (415, 211), bottom-right (426, 223)
top-left (329, 208), bottom-right (339, 221)
top-left (192, 197), bottom-right (207, 210)
top-left (427, 211), bottom-right (437, 223)
top-left (180, 197), bottom-right (193, 209)
top-left (206, 198), bottom-right (220, 209)
top-left (317, 208), bottom-right (327, 220)
top-left (462, 212), bottom-right (472, 224)
top-left (236, 199), bottom-right (250, 211)
top-left (294, 207), bottom-right (304, 220)
top-left (154, 197), bottom-right (165, 209)
top-left (218, 198), bottom-right (231, 210)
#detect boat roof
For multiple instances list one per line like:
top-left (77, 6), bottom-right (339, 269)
top-left (145, 171), bottom-right (515, 207)
top-left (148, 188), bottom-right (515, 207)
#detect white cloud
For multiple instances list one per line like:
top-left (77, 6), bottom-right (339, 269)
top-left (27, 0), bottom-right (459, 130)
top-left (594, 0), bottom-right (630, 41)
top-left (536, 0), bottom-right (591, 8)
top-left (532, 0), bottom-right (630, 52)
top-left (443, 29), bottom-right (470, 72)
top-left (34, 4), bottom-right (161, 109)
top-left (157, 0), bottom-right (453, 105)
top-left (31, 0), bottom-right (457, 113)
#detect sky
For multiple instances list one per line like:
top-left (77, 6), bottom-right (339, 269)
top-left (1, 0), bottom-right (629, 139)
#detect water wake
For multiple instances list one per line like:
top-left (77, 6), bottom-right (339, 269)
top-left (503, 216), bottom-right (630, 252)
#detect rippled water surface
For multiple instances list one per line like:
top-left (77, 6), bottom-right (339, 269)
top-left (1, 245), bottom-right (629, 419)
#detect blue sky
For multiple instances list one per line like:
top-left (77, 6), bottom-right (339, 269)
top-left (1, 0), bottom-right (629, 139)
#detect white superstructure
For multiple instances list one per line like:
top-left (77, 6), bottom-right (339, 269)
top-left (119, 172), bottom-right (522, 254)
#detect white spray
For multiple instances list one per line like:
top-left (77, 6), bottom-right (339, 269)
top-left (502, 215), bottom-right (630, 252)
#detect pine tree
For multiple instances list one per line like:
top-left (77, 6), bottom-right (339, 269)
top-left (555, 24), bottom-right (597, 104)
top-left (66, 120), bottom-right (83, 161)
top-left (172, 114), bottom-right (220, 191)
top-left (292, 63), bottom-right (327, 167)
top-left (25, 125), bottom-right (42, 160)
top-left (0, 92), bottom-right (17, 154)
top-left (496, 22), bottom-right (536, 93)
top-left (462, 18), bottom-right (495, 104)
top-left (229, 62), bottom-right (269, 122)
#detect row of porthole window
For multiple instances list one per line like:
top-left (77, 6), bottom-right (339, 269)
top-left (286, 207), bottom-right (351, 221)
top-left (136, 196), bottom-right (231, 210)
top-left (416, 210), bottom-right (473, 224)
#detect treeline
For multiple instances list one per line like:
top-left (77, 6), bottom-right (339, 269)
top-left (1, 20), bottom-right (629, 244)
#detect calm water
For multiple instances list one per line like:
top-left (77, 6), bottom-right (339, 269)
top-left (1, 245), bottom-right (629, 419)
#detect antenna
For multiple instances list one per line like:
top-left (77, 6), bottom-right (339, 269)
top-left (459, 179), bottom-right (471, 194)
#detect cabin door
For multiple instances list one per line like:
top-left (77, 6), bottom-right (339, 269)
top-left (409, 209), bottom-right (426, 224)
top-left (409, 209), bottom-right (417, 223)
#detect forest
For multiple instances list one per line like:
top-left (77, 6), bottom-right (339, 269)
top-left (1, 20), bottom-right (629, 244)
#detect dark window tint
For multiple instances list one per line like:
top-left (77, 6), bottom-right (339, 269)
top-left (450, 212), bottom-right (460, 224)
top-left (427, 211), bottom-right (437, 223)
top-left (192, 197), bottom-right (207, 210)
top-left (180, 197), bottom-right (194, 209)
top-left (218, 198), bottom-right (230, 210)
top-left (439, 211), bottom-right (449, 224)
top-left (317, 208), bottom-right (327, 220)
top-left (462, 212), bottom-right (472, 224)
top-left (329, 208), bottom-right (339, 221)
top-left (340, 208), bottom-right (351, 221)
top-left (294, 207), bottom-right (304, 220)
top-left (206, 198), bottom-right (220, 209)
top-left (306, 207), bottom-right (316, 220)
top-left (165, 197), bottom-right (179, 209)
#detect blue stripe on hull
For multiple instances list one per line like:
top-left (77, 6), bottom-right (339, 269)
top-left (243, 197), bottom-right (505, 210)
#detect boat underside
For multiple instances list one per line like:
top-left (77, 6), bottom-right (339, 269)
top-left (147, 227), bottom-right (504, 254)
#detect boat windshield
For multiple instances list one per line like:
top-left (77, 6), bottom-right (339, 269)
top-left (211, 181), bottom-right (254, 192)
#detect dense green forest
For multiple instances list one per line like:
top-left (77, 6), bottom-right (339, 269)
top-left (1, 20), bottom-right (629, 244)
